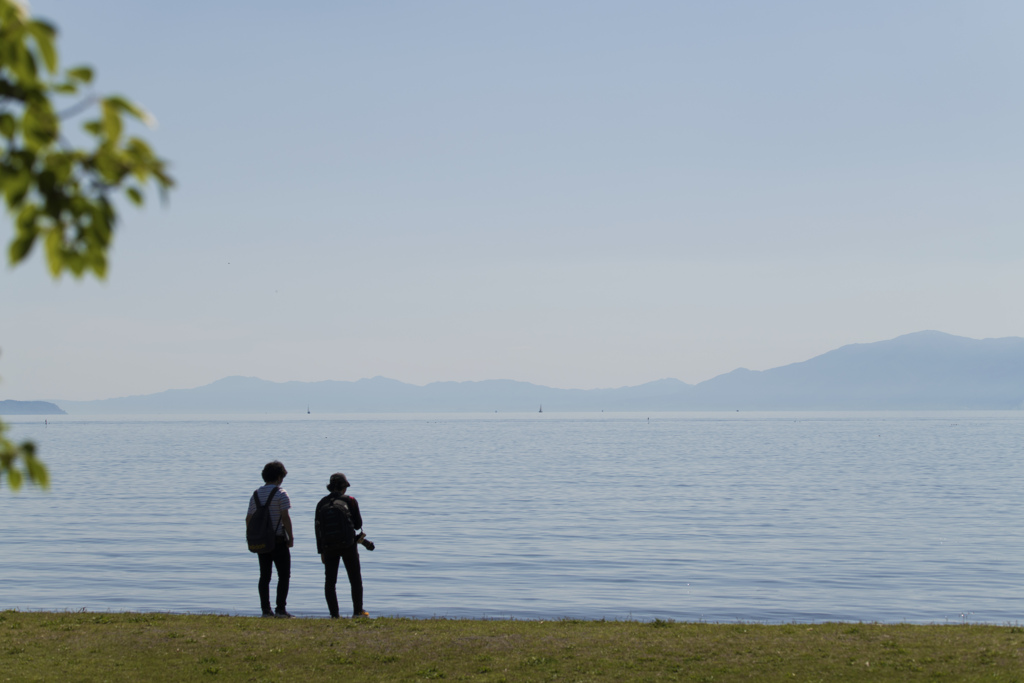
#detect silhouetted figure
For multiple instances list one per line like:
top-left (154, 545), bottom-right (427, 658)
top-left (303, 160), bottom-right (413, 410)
top-left (246, 460), bottom-right (294, 617)
top-left (315, 472), bottom-right (368, 618)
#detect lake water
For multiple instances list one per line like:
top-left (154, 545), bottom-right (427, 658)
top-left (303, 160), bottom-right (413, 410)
top-left (1, 412), bottom-right (1022, 624)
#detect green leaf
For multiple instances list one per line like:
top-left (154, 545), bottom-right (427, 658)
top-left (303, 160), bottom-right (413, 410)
top-left (8, 233), bottom-right (34, 264)
top-left (22, 101), bottom-right (58, 148)
top-left (44, 227), bottom-right (63, 277)
top-left (66, 65), bottom-right (94, 84)
top-left (91, 251), bottom-right (107, 279)
top-left (125, 137), bottom-right (155, 158)
top-left (5, 170), bottom-right (30, 206)
top-left (26, 20), bottom-right (58, 73)
top-left (26, 456), bottom-right (49, 488)
top-left (104, 95), bottom-right (143, 118)
top-left (100, 99), bottom-right (123, 141)
top-left (0, 113), bottom-right (14, 138)
top-left (125, 186), bottom-right (143, 206)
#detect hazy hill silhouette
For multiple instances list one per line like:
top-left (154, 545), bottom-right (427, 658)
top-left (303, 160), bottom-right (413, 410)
top-left (689, 330), bottom-right (1024, 409)
top-left (0, 400), bottom-right (66, 415)
top-left (55, 376), bottom-right (695, 414)
top-left (52, 331), bottom-right (1024, 413)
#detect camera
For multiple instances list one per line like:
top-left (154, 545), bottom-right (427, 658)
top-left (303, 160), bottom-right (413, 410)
top-left (356, 531), bottom-right (375, 551)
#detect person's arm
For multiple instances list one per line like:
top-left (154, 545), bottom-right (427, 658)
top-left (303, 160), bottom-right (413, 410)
top-left (246, 494), bottom-right (256, 525)
top-left (314, 501), bottom-right (323, 555)
top-left (280, 509), bottom-right (294, 548)
top-left (347, 496), bottom-right (363, 531)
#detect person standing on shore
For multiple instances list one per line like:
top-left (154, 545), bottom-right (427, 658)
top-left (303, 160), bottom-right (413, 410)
top-left (315, 472), bottom-right (368, 618)
top-left (246, 460), bottom-right (294, 618)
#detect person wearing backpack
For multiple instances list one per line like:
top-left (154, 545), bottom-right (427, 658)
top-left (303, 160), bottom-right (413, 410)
top-left (315, 472), bottom-right (367, 618)
top-left (246, 460), bottom-right (294, 618)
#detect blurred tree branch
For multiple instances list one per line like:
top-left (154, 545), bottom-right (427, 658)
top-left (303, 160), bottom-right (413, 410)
top-left (1, 0), bottom-right (173, 490)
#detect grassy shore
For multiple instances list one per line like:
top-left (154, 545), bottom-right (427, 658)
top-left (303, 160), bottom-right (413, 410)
top-left (1, 611), bottom-right (1023, 682)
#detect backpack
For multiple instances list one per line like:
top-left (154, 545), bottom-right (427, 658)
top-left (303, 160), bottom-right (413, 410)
top-left (317, 494), bottom-right (356, 554)
top-left (247, 487), bottom-right (279, 554)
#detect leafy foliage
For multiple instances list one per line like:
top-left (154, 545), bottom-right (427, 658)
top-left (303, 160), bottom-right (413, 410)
top-left (0, 0), bottom-right (173, 277)
top-left (0, 0), bottom-right (173, 490)
top-left (0, 419), bottom-right (46, 490)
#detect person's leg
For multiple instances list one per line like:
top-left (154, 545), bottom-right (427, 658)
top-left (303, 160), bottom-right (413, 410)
top-left (273, 544), bottom-right (291, 614)
top-left (258, 552), bottom-right (274, 615)
top-left (324, 554), bottom-right (341, 618)
top-left (341, 546), bottom-right (364, 615)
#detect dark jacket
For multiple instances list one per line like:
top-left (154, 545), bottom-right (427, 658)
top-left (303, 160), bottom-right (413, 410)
top-left (314, 493), bottom-right (362, 555)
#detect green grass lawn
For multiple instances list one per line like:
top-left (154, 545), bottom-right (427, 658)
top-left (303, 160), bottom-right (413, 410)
top-left (1, 611), bottom-right (1023, 682)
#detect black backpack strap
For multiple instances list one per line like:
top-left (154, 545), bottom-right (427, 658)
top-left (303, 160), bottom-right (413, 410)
top-left (253, 487), bottom-right (278, 509)
top-left (265, 487), bottom-right (281, 534)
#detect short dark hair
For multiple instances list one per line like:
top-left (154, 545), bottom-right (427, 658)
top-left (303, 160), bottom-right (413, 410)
top-left (261, 460), bottom-right (287, 483)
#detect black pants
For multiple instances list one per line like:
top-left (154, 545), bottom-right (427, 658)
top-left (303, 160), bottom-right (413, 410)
top-left (324, 545), bottom-right (362, 617)
top-left (258, 540), bottom-right (290, 613)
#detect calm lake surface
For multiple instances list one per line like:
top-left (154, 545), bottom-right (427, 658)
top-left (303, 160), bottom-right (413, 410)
top-left (2, 412), bottom-right (1022, 623)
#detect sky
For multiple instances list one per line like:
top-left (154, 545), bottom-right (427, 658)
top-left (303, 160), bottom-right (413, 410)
top-left (3, 0), bottom-right (1024, 401)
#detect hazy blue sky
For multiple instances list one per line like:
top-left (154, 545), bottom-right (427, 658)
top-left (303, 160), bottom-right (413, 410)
top-left (3, 1), bottom-right (1024, 400)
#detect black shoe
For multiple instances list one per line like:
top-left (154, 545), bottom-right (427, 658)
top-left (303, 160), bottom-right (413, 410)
top-left (330, 614), bottom-right (340, 619)
top-left (274, 609), bottom-right (294, 619)
top-left (353, 610), bottom-right (369, 618)
top-left (261, 611), bottom-right (275, 618)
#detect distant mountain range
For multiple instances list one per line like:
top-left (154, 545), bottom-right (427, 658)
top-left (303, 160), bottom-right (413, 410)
top-left (40, 331), bottom-right (1024, 414)
top-left (0, 400), bottom-right (66, 416)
